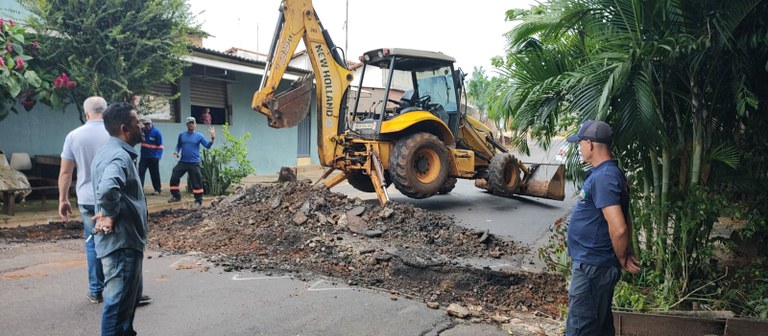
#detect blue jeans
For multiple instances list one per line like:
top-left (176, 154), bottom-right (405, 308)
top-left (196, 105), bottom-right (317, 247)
top-left (80, 205), bottom-right (104, 295)
top-left (101, 248), bottom-right (143, 336)
top-left (566, 262), bottom-right (621, 336)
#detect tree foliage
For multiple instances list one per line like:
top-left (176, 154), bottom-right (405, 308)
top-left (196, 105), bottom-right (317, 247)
top-left (497, 0), bottom-right (768, 316)
top-left (0, 17), bottom-right (75, 121)
top-left (20, 0), bottom-right (198, 120)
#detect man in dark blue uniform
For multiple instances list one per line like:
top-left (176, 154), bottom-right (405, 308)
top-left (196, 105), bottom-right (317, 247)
top-left (565, 120), bottom-right (641, 336)
top-left (138, 117), bottom-right (163, 195)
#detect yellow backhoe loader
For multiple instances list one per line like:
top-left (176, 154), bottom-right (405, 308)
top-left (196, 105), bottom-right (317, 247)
top-left (252, 0), bottom-right (565, 206)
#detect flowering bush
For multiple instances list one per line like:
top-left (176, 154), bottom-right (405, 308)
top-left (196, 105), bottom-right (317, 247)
top-left (0, 18), bottom-right (74, 120)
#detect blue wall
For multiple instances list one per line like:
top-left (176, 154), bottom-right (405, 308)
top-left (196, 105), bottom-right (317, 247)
top-left (0, 72), bottom-right (318, 186)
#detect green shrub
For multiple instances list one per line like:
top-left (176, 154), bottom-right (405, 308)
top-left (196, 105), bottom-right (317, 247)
top-left (199, 125), bottom-right (254, 195)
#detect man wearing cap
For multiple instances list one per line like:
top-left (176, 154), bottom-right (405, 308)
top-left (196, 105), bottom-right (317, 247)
top-left (565, 120), bottom-right (641, 336)
top-left (138, 117), bottom-right (163, 195)
top-left (168, 116), bottom-right (215, 207)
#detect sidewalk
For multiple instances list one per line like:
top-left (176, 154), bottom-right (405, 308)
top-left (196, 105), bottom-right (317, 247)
top-left (0, 164), bottom-right (331, 229)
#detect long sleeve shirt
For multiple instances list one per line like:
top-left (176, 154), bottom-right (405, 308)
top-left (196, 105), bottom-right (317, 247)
top-left (91, 137), bottom-right (148, 258)
top-left (175, 131), bottom-right (213, 164)
top-left (140, 126), bottom-right (164, 159)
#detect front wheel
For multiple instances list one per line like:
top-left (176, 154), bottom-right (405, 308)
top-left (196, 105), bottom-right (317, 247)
top-left (389, 133), bottom-right (449, 199)
top-left (347, 171), bottom-right (391, 193)
top-left (488, 153), bottom-right (521, 197)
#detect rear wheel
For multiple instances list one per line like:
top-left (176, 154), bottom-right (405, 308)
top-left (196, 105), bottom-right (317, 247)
top-left (438, 177), bottom-right (457, 194)
top-left (389, 133), bottom-right (449, 199)
top-left (488, 153), bottom-right (521, 197)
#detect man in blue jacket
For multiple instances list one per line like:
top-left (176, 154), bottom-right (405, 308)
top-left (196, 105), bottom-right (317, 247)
top-left (168, 116), bottom-right (215, 207)
top-left (138, 117), bottom-right (163, 195)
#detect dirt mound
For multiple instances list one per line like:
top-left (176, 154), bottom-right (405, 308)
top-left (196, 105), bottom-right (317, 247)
top-left (0, 220), bottom-right (82, 243)
top-left (0, 180), bottom-right (567, 322)
top-left (148, 180), bottom-right (567, 319)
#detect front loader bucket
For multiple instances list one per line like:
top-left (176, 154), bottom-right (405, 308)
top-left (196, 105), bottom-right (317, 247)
top-left (264, 74), bottom-right (313, 128)
top-left (518, 163), bottom-right (566, 201)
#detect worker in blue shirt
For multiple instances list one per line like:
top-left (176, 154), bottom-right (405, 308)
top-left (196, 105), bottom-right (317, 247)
top-left (565, 120), bottom-right (641, 336)
top-left (138, 117), bottom-right (163, 195)
top-left (168, 116), bottom-right (214, 207)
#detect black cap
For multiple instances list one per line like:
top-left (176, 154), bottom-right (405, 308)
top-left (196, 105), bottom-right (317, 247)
top-left (567, 120), bottom-right (613, 144)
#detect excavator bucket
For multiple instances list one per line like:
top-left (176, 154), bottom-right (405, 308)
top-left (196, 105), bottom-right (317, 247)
top-left (264, 74), bottom-right (313, 128)
top-left (517, 163), bottom-right (566, 201)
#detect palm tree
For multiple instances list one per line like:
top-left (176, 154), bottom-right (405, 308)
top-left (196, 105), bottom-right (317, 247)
top-left (494, 0), bottom-right (767, 312)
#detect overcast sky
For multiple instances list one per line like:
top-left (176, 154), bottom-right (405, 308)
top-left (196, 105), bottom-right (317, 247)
top-left (186, 0), bottom-right (535, 75)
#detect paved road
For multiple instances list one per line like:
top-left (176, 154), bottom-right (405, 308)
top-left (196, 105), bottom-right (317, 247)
top-left (0, 139), bottom-right (572, 335)
top-left (0, 240), bottom-right (557, 335)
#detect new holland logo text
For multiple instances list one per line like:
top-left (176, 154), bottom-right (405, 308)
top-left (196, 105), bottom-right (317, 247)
top-left (315, 45), bottom-right (334, 117)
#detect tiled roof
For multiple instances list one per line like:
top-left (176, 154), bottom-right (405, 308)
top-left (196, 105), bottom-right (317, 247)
top-left (190, 46), bottom-right (310, 74)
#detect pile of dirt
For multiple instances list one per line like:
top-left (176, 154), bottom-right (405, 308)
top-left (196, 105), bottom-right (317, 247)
top-left (148, 180), bottom-right (567, 320)
top-left (0, 220), bottom-right (82, 243)
top-left (0, 180), bottom-right (567, 323)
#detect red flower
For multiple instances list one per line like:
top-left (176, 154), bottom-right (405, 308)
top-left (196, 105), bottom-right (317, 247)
top-left (53, 73), bottom-right (76, 89)
top-left (6, 42), bottom-right (12, 53)
top-left (14, 57), bottom-right (24, 70)
top-left (0, 58), bottom-right (4, 68)
top-left (8, 20), bottom-right (14, 27)
top-left (0, 18), bottom-right (4, 28)
top-left (20, 99), bottom-right (35, 107)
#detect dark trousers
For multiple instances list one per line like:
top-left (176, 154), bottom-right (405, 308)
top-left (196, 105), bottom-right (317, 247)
top-left (169, 162), bottom-right (203, 202)
top-left (138, 157), bottom-right (161, 193)
top-left (566, 261), bottom-right (621, 336)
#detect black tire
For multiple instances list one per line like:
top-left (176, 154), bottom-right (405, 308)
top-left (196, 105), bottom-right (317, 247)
top-left (488, 153), bottom-right (521, 197)
top-left (389, 133), bottom-right (449, 199)
top-left (346, 171), bottom-right (391, 193)
top-left (438, 177), bottom-right (457, 194)
top-left (347, 172), bottom-right (376, 192)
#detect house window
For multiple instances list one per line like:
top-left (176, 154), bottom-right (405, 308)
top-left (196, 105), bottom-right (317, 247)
top-left (191, 105), bottom-right (226, 125)
top-left (136, 83), bottom-right (180, 122)
top-left (190, 69), bottom-right (230, 125)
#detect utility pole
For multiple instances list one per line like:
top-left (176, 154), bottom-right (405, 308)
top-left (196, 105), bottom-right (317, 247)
top-left (344, 0), bottom-right (349, 58)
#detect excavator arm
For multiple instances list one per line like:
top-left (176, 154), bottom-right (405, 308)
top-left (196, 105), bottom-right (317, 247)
top-left (252, 0), bottom-right (354, 167)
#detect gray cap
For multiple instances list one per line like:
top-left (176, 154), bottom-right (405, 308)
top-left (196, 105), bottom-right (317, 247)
top-left (567, 120), bottom-right (613, 144)
top-left (140, 116), bottom-right (152, 124)
top-left (186, 116), bottom-right (196, 124)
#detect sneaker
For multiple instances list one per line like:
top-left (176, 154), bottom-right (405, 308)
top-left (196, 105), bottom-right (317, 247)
top-left (86, 292), bottom-right (103, 304)
top-left (139, 294), bottom-right (152, 305)
top-left (167, 196), bottom-right (181, 203)
top-left (151, 190), bottom-right (161, 195)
